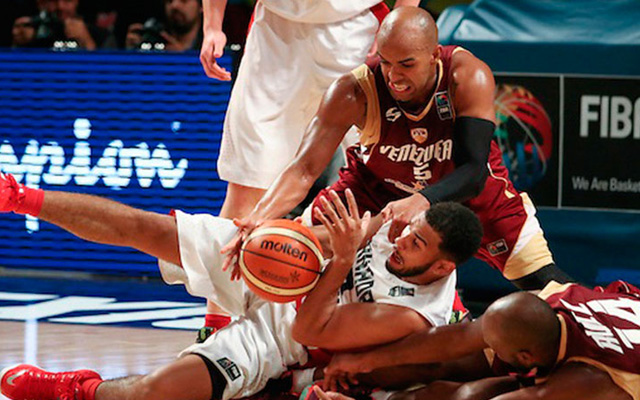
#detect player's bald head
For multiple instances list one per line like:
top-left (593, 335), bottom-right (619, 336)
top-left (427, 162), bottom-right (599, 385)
top-left (483, 292), bottom-right (560, 355)
top-left (377, 7), bottom-right (438, 52)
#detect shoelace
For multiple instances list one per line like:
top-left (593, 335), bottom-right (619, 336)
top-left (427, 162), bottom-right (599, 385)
top-left (20, 370), bottom-right (58, 399)
top-left (21, 370), bottom-right (80, 400)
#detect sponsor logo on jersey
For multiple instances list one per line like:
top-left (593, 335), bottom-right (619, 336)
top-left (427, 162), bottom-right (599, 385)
top-left (411, 128), bottom-right (429, 144)
top-left (216, 357), bottom-right (241, 381)
top-left (340, 245), bottom-right (374, 302)
top-left (386, 107), bottom-right (402, 122)
top-left (435, 91), bottom-right (453, 120)
top-left (487, 239), bottom-right (509, 256)
top-left (388, 286), bottom-right (415, 297)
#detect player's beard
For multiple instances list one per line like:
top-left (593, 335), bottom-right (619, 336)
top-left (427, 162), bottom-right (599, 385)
top-left (385, 259), bottom-right (432, 278)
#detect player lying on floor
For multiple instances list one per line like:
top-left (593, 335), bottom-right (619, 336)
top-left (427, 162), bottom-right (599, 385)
top-left (0, 172), bottom-right (482, 400)
top-left (319, 281), bottom-right (640, 400)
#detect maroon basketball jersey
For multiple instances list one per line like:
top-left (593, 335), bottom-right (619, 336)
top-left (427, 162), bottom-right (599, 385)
top-left (315, 46), bottom-right (532, 274)
top-left (346, 45), bottom-right (520, 213)
top-left (490, 282), bottom-right (640, 397)
top-left (544, 282), bottom-right (640, 375)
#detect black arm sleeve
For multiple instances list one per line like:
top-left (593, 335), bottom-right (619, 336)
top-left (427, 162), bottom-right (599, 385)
top-left (419, 116), bottom-right (495, 204)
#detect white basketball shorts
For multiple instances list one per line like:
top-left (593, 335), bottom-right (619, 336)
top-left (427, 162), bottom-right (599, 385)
top-left (217, 3), bottom-right (379, 189)
top-left (158, 211), bottom-right (308, 400)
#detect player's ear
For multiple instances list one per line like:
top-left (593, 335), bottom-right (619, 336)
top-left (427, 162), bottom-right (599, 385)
top-left (432, 45), bottom-right (442, 63)
top-left (516, 350), bottom-right (535, 366)
top-left (433, 259), bottom-right (456, 277)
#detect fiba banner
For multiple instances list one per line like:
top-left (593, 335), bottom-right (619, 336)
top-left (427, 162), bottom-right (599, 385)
top-left (493, 74), bottom-right (640, 212)
top-left (563, 77), bottom-right (640, 210)
top-left (0, 50), bottom-right (233, 274)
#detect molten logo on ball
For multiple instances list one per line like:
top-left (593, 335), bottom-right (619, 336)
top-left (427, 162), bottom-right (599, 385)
top-left (260, 240), bottom-right (308, 262)
top-left (240, 220), bottom-right (323, 303)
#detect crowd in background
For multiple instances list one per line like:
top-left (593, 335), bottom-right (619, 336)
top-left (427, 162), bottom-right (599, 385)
top-left (0, 0), bottom-right (254, 50)
top-left (1, 0), bottom-right (448, 52)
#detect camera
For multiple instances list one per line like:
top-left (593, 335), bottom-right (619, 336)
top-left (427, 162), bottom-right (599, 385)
top-left (137, 18), bottom-right (166, 50)
top-left (30, 12), bottom-right (66, 48)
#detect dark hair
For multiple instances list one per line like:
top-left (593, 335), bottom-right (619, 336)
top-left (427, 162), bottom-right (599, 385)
top-left (425, 202), bottom-right (483, 264)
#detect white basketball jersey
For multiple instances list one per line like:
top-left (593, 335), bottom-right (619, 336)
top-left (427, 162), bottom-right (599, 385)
top-left (338, 222), bottom-right (456, 327)
top-left (261, 0), bottom-right (382, 23)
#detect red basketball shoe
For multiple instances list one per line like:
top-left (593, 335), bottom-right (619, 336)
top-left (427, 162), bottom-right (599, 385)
top-left (0, 172), bottom-right (20, 213)
top-left (0, 364), bottom-right (101, 400)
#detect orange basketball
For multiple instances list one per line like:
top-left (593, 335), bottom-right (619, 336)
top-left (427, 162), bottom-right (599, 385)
top-left (239, 220), bottom-right (324, 303)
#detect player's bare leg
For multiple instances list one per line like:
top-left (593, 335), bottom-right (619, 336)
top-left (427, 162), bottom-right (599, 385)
top-left (0, 174), bottom-right (180, 265)
top-left (95, 355), bottom-right (218, 400)
top-left (37, 191), bottom-right (179, 263)
top-left (202, 182), bottom-right (266, 340)
top-left (1, 354), bottom-right (223, 400)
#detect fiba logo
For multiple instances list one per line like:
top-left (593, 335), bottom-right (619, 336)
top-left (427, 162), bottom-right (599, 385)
top-left (494, 84), bottom-right (553, 190)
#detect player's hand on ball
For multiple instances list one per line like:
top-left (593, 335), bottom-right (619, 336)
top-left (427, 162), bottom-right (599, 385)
top-left (382, 193), bottom-right (430, 242)
top-left (314, 189), bottom-right (371, 266)
top-left (220, 217), bottom-right (262, 280)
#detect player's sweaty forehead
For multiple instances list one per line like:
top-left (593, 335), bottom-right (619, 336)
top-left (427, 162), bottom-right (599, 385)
top-left (377, 7), bottom-right (437, 52)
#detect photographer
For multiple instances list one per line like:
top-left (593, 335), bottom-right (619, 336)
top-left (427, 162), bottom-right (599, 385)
top-left (126, 0), bottom-right (202, 51)
top-left (11, 16), bottom-right (36, 48)
top-left (12, 0), bottom-right (116, 50)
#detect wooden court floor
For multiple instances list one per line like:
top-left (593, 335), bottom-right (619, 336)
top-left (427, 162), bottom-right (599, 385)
top-left (0, 320), bottom-right (196, 400)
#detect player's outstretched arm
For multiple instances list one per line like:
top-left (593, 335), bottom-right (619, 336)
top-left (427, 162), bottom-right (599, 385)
top-left (325, 318), bottom-right (486, 377)
top-left (0, 173), bottom-right (180, 265)
top-left (246, 74), bottom-right (367, 225)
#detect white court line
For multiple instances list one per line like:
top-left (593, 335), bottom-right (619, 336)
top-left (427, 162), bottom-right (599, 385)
top-left (0, 292), bottom-right (58, 301)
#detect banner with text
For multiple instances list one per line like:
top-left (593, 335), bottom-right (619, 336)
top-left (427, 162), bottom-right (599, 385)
top-left (494, 74), bottom-right (639, 211)
top-left (0, 50), bottom-right (233, 274)
top-left (563, 77), bottom-right (640, 210)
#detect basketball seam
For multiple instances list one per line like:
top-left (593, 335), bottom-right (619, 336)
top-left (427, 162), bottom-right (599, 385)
top-left (240, 224), bottom-right (324, 299)
top-left (239, 259), bottom-right (320, 296)
top-left (240, 248), bottom-right (323, 275)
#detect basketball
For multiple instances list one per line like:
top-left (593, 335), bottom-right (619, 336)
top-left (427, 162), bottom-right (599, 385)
top-left (239, 220), bottom-right (324, 303)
